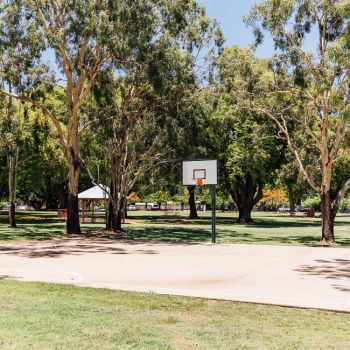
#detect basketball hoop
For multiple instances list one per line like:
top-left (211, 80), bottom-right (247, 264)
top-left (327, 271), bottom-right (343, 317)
top-left (182, 160), bottom-right (218, 243)
top-left (196, 178), bottom-right (204, 187)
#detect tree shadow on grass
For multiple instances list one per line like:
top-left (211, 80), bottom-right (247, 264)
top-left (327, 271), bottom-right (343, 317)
top-left (0, 224), bottom-right (66, 242)
top-left (0, 220), bottom-right (105, 242)
top-left (126, 225), bottom-right (350, 247)
top-left (1, 210), bottom-right (350, 247)
top-left (128, 226), bottom-right (311, 245)
top-left (126, 226), bottom-right (212, 243)
top-left (130, 213), bottom-right (326, 228)
top-left (130, 212), bottom-right (350, 226)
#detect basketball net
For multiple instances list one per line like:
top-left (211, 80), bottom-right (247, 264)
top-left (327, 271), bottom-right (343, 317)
top-left (194, 178), bottom-right (204, 202)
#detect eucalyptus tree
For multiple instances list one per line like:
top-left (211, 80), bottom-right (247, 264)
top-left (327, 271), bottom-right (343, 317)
top-left (0, 97), bottom-right (23, 226)
top-left (245, 0), bottom-right (350, 243)
top-left (0, 2), bottom-right (45, 226)
top-left (278, 153), bottom-right (310, 214)
top-left (0, 0), bottom-right (221, 234)
top-left (17, 102), bottom-right (68, 210)
top-left (80, 2), bottom-right (222, 231)
top-left (204, 46), bottom-right (283, 223)
top-left (84, 47), bottom-right (218, 230)
top-left (0, 98), bottom-right (15, 226)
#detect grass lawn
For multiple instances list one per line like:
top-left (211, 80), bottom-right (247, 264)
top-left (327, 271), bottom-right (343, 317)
top-left (0, 280), bottom-right (349, 350)
top-left (127, 211), bottom-right (350, 246)
top-left (1, 210), bottom-right (350, 246)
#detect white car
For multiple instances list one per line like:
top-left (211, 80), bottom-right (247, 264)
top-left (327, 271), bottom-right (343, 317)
top-left (148, 203), bottom-right (160, 210)
top-left (16, 205), bottom-right (28, 210)
top-left (128, 204), bottom-right (137, 211)
top-left (277, 206), bottom-right (290, 212)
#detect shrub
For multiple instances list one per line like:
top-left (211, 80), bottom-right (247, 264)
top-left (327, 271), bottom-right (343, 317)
top-left (303, 196), bottom-right (321, 211)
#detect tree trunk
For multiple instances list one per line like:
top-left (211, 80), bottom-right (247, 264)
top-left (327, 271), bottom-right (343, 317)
top-left (56, 184), bottom-right (68, 209)
top-left (320, 192), bottom-right (336, 244)
top-left (187, 185), bottom-right (198, 219)
top-left (237, 205), bottom-right (254, 223)
top-left (106, 177), bottom-right (124, 232)
top-left (31, 200), bottom-right (44, 211)
top-left (106, 200), bottom-right (113, 230)
top-left (121, 196), bottom-right (126, 224)
top-left (8, 150), bottom-right (18, 228)
top-left (66, 147), bottom-right (81, 234)
top-left (231, 175), bottom-right (263, 224)
top-left (107, 202), bottom-right (123, 232)
top-left (124, 204), bottom-right (128, 219)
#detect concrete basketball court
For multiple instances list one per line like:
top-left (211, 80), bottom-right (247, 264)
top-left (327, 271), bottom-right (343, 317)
top-left (1, 238), bottom-right (350, 312)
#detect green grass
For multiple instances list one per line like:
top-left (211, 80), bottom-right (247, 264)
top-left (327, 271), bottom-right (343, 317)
top-left (0, 211), bottom-right (102, 242)
top-left (0, 280), bottom-right (350, 350)
top-left (1, 210), bottom-right (350, 246)
top-left (126, 211), bottom-right (350, 246)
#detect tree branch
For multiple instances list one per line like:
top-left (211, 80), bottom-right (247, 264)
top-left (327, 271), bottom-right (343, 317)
top-left (248, 102), bottom-right (321, 193)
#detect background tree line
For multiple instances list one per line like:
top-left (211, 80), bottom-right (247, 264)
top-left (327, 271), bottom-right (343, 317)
top-left (1, 0), bottom-right (350, 244)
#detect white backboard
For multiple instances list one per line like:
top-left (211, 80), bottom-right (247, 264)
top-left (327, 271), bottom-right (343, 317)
top-left (182, 160), bottom-right (217, 186)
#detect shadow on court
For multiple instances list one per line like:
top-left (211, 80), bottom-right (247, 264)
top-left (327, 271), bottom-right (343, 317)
top-left (296, 258), bottom-right (350, 294)
top-left (0, 238), bottom-right (163, 258)
top-left (297, 259), bottom-right (350, 280)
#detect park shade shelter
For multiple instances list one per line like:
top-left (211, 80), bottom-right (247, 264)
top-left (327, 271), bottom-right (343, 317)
top-left (78, 185), bottom-right (110, 224)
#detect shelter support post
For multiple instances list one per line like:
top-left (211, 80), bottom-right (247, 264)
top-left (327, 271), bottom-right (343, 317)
top-left (82, 199), bottom-right (85, 224)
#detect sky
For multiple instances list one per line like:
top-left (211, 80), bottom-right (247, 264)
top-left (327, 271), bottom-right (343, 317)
top-left (199, 0), bottom-right (275, 58)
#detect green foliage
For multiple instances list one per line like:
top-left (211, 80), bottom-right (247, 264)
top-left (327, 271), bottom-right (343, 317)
top-left (17, 112), bottom-right (67, 209)
top-left (79, 1), bottom-right (222, 206)
top-left (143, 191), bottom-right (172, 204)
top-left (0, 88), bottom-right (67, 208)
top-left (204, 46), bottom-right (284, 211)
top-left (245, 0), bottom-right (350, 197)
top-left (0, 0), bottom-right (50, 95)
top-left (339, 197), bottom-right (350, 212)
top-left (1, 0), bottom-right (222, 215)
top-left (303, 196), bottom-right (321, 211)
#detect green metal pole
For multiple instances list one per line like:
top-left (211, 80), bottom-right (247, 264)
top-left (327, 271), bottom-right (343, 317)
top-left (210, 185), bottom-right (216, 243)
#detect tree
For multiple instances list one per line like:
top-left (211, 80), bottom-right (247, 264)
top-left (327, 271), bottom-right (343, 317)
top-left (0, 0), bottom-right (46, 226)
top-left (204, 46), bottom-right (283, 223)
top-left (1, 0), bottom-right (219, 234)
top-left (85, 69), bottom-right (172, 231)
top-left (278, 154), bottom-right (308, 214)
top-left (245, 0), bottom-right (350, 243)
top-left (17, 102), bottom-right (68, 210)
top-left (0, 97), bottom-right (21, 226)
top-left (84, 34), bottom-right (215, 230)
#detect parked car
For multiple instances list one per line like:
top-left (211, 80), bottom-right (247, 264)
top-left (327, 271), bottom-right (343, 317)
top-left (128, 204), bottom-right (137, 211)
top-left (277, 206), bottom-right (290, 212)
top-left (149, 203), bottom-right (160, 210)
top-left (296, 205), bottom-right (308, 212)
top-left (16, 205), bottom-right (29, 210)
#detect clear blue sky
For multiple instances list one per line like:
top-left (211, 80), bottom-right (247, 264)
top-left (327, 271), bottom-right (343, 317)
top-left (199, 0), bottom-right (275, 57)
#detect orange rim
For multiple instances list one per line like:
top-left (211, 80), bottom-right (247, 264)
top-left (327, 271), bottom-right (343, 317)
top-left (196, 178), bottom-right (204, 187)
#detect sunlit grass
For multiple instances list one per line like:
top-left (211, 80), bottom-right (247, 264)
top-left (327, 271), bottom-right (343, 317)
top-left (0, 280), bottom-right (349, 350)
